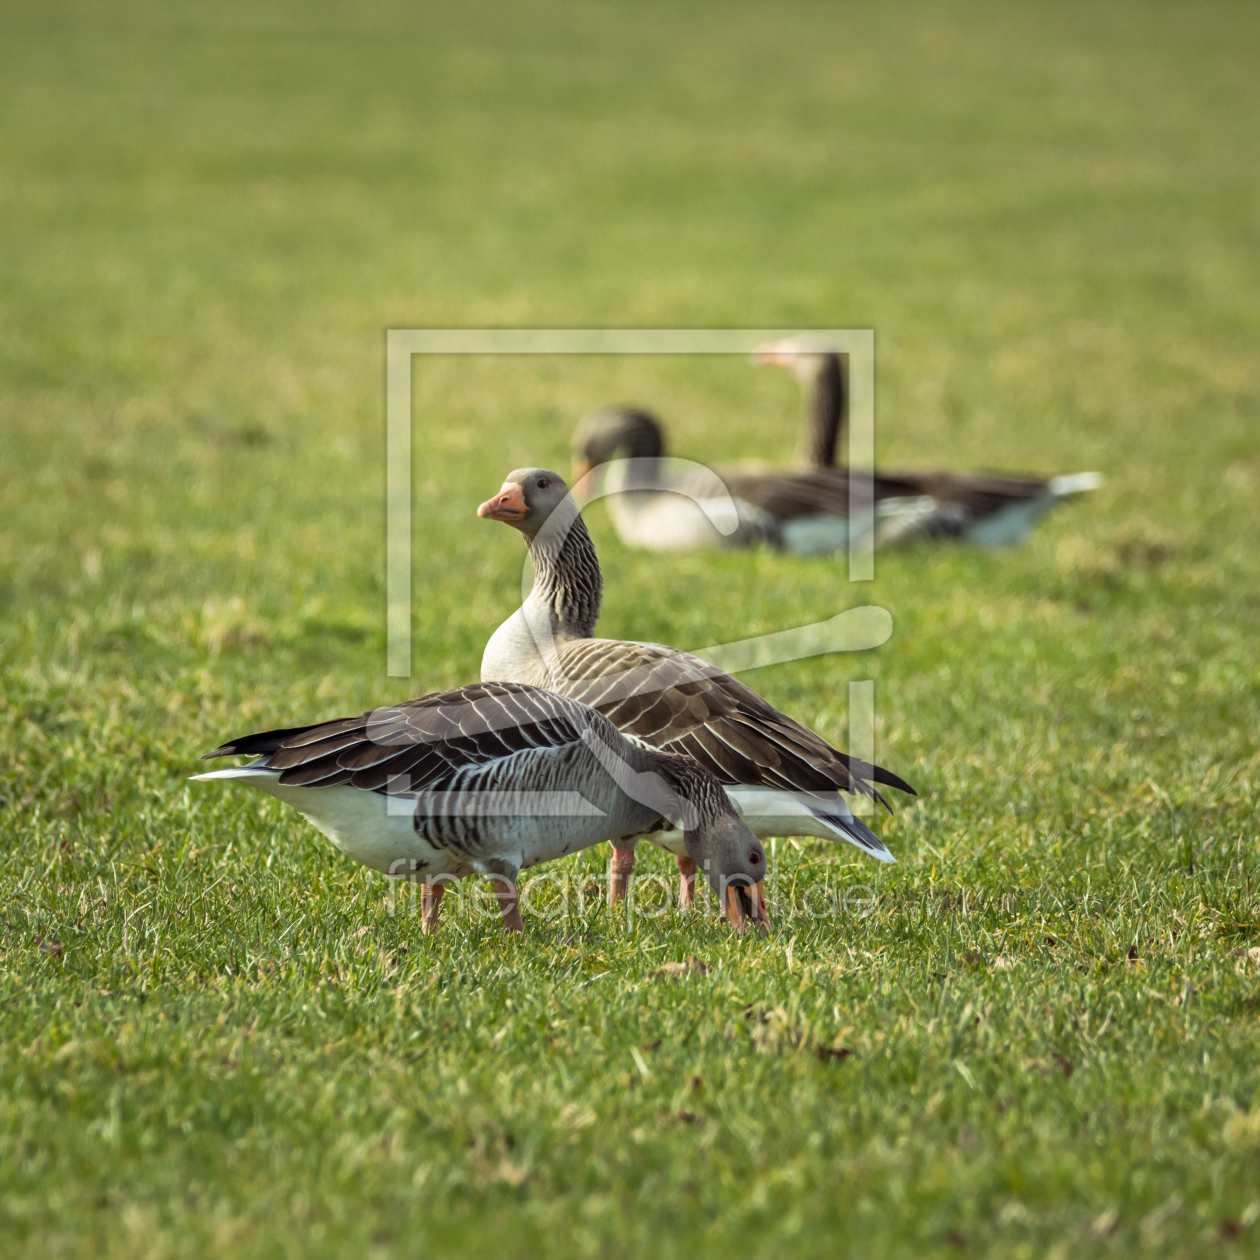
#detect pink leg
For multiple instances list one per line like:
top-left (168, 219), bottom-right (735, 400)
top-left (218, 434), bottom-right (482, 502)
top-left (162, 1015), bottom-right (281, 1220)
top-left (676, 854), bottom-right (697, 910)
top-left (421, 882), bottom-right (445, 934)
top-left (610, 846), bottom-right (635, 905)
top-left (493, 876), bottom-right (524, 934)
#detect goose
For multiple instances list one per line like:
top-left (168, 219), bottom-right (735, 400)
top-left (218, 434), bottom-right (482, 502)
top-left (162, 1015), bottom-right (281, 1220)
top-left (571, 406), bottom-right (872, 557)
top-left (756, 336), bottom-right (1104, 547)
top-left (570, 407), bottom-right (782, 552)
top-left (192, 681), bottom-right (769, 935)
top-left (477, 469), bottom-right (917, 901)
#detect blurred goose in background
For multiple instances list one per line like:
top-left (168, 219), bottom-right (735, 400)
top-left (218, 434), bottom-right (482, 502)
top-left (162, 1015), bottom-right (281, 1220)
top-left (756, 335), bottom-right (1104, 547)
top-left (572, 405), bottom-right (875, 556)
top-left (193, 681), bottom-right (769, 935)
top-left (477, 469), bottom-right (917, 901)
top-left (571, 406), bottom-right (781, 551)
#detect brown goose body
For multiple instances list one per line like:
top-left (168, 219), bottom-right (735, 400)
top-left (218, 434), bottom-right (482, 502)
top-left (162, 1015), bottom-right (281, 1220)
top-left (477, 469), bottom-right (916, 879)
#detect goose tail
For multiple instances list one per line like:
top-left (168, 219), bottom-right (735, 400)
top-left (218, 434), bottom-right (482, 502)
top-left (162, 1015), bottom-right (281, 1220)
top-left (726, 786), bottom-right (898, 864)
top-left (809, 801), bottom-right (898, 864)
top-left (190, 764), bottom-right (280, 783)
top-left (1047, 471), bottom-right (1104, 498)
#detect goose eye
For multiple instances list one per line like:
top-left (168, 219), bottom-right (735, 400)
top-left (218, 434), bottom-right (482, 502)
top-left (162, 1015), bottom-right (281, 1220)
top-left (750, 852), bottom-right (761, 865)
top-left (537, 477), bottom-right (549, 488)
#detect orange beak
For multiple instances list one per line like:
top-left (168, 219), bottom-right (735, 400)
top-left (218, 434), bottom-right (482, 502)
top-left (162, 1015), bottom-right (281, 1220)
top-left (477, 483), bottom-right (528, 522)
top-left (753, 340), bottom-right (790, 367)
top-left (570, 457), bottom-right (595, 502)
top-left (725, 880), bottom-right (770, 936)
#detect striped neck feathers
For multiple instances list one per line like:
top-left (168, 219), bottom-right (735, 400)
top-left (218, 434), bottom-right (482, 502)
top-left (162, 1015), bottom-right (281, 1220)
top-left (525, 498), bottom-right (603, 640)
top-left (652, 753), bottom-right (735, 829)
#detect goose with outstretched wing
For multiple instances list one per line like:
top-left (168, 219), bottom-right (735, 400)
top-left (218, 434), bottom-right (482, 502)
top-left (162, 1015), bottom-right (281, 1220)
top-left (194, 681), bottom-right (769, 934)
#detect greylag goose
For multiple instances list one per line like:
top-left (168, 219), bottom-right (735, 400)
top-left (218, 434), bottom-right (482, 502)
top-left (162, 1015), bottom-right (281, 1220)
top-left (193, 681), bottom-right (769, 934)
top-left (757, 336), bottom-right (1104, 547)
top-left (570, 407), bottom-right (783, 551)
top-left (571, 406), bottom-right (865, 556)
top-left (477, 469), bottom-right (917, 900)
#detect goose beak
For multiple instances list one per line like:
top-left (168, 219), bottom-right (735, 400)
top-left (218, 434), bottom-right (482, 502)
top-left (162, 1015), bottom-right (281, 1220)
top-left (725, 881), bottom-right (770, 936)
top-left (753, 340), bottom-right (790, 367)
top-left (477, 483), bottom-right (528, 522)
top-left (570, 457), bottom-right (594, 502)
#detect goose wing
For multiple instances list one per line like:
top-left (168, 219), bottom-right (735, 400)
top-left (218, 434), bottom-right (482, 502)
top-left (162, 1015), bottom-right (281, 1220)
top-left (551, 638), bottom-right (915, 808)
top-left (202, 681), bottom-right (599, 795)
top-left (717, 467), bottom-right (927, 522)
top-left (882, 469), bottom-right (1050, 514)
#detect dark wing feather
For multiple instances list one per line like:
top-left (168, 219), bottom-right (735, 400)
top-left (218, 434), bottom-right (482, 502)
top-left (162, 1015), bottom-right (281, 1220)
top-left (882, 468), bottom-right (1051, 518)
top-left (716, 467), bottom-right (922, 522)
top-left (551, 639), bottom-right (915, 805)
top-left (201, 682), bottom-right (600, 797)
top-left (715, 460), bottom-right (1053, 530)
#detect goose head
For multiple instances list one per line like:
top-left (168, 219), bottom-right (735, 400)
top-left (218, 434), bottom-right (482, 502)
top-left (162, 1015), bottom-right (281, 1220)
top-left (755, 336), bottom-right (846, 469)
top-left (571, 407), bottom-right (665, 489)
top-left (657, 757), bottom-right (769, 934)
top-left (691, 809), bottom-right (770, 935)
top-left (477, 468), bottom-right (573, 540)
top-left (754, 334), bottom-right (841, 385)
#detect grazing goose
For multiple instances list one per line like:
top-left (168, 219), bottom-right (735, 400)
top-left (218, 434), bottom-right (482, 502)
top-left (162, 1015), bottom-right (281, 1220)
top-left (572, 406), bottom-right (872, 556)
top-left (477, 469), bottom-right (917, 900)
top-left (756, 336), bottom-right (1104, 547)
top-left (570, 408), bottom-right (782, 552)
top-left (193, 681), bottom-right (769, 935)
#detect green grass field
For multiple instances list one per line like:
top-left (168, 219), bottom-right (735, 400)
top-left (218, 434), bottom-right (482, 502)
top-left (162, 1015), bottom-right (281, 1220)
top-left (2, 1), bottom-right (1259, 1255)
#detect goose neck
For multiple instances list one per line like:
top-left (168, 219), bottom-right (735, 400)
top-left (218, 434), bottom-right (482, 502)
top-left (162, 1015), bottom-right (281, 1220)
top-left (525, 503), bottom-right (603, 641)
top-left (799, 353), bottom-right (846, 469)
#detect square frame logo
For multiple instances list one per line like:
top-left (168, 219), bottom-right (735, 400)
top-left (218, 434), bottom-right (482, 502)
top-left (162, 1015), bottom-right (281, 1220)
top-left (384, 327), bottom-right (885, 807)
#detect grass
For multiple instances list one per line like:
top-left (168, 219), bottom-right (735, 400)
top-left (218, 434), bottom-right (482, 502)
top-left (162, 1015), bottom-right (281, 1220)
top-left (2, 0), bottom-right (1259, 1255)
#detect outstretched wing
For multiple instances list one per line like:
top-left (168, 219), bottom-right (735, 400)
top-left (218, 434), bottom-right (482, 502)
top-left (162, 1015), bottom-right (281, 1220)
top-left (202, 681), bottom-right (600, 795)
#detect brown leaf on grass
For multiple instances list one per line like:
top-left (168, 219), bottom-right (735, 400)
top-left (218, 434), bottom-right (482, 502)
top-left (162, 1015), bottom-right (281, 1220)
top-left (1127, 945), bottom-right (1139, 964)
top-left (493, 1159), bottom-right (528, 1188)
top-left (689, 1075), bottom-right (704, 1090)
top-left (1029, 1055), bottom-right (1074, 1079)
top-left (815, 1045), bottom-right (853, 1063)
top-left (961, 951), bottom-right (985, 967)
top-left (1218, 1219), bottom-right (1244, 1242)
top-left (641, 1039), bottom-right (662, 1052)
top-left (647, 956), bottom-right (708, 981)
top-left (583, 882), bottom-right (602, 901)
top-left (676, 1110), bottom-right (697, 1124)
top-left (38, 938), bottom-right (64, 958)
top-left (944, 1229), bottom-right (967, 1249)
